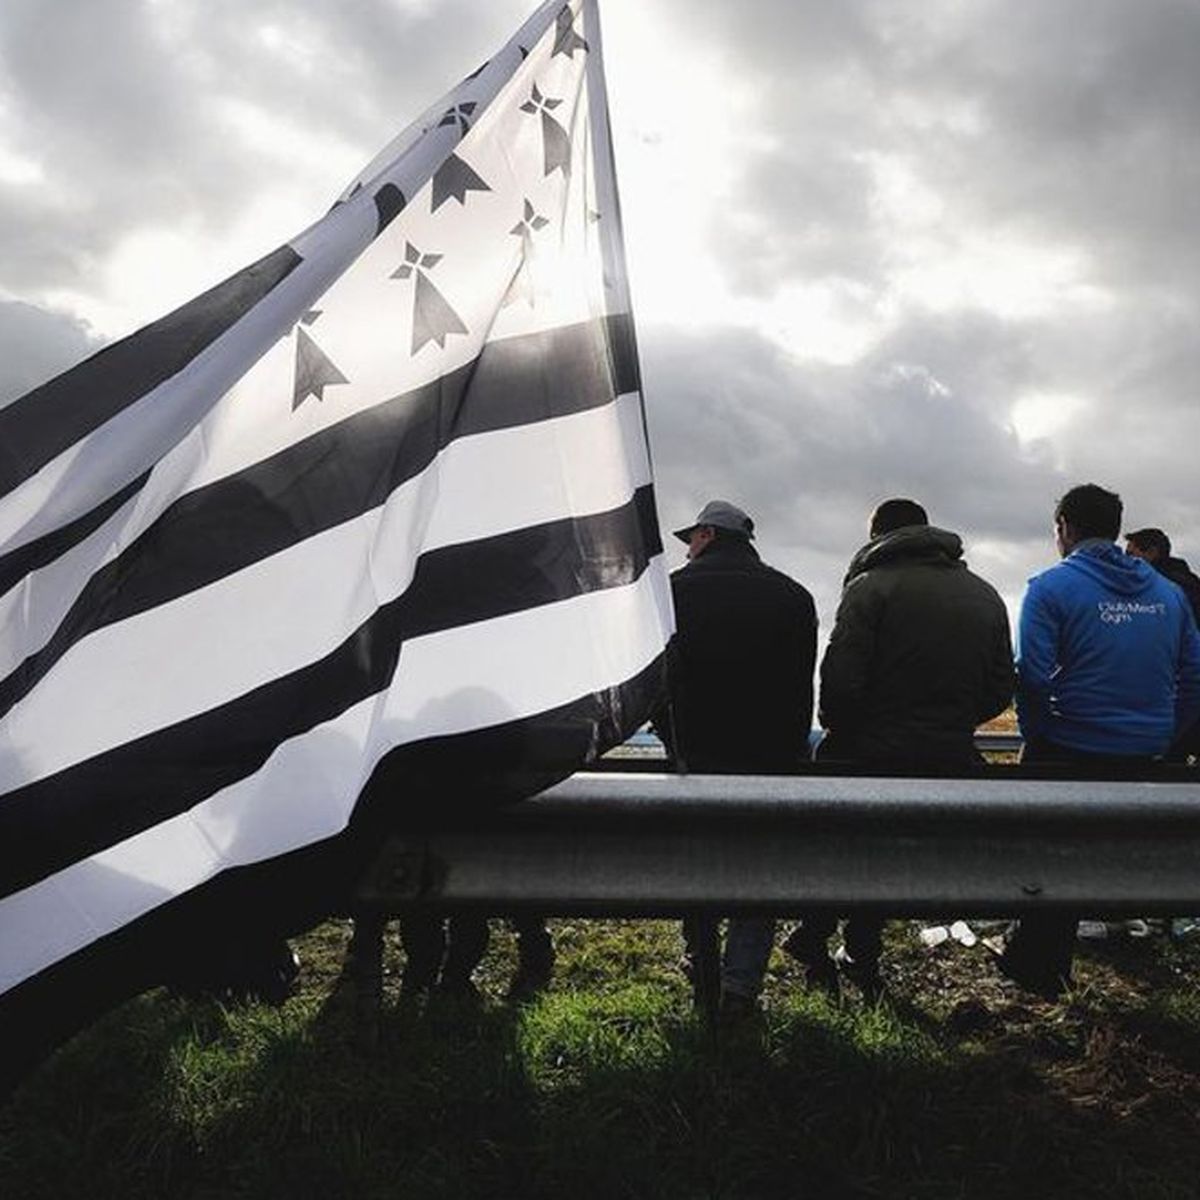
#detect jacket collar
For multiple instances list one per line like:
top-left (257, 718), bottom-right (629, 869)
top-left (685, 538), bottom-right (761, 569)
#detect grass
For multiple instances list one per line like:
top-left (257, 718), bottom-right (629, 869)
top-left (4, 917), bottom-right (1200, 1199)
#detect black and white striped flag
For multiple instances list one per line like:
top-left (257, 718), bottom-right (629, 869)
top-left (0, 0), bottom-right (670, 1036)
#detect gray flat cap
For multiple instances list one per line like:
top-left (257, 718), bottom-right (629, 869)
top-left (672, 499), bottom-right (755, 543)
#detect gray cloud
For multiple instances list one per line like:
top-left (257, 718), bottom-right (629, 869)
top-left (642, 312), bottom-right (1071, 629)
top-left (0, 0), bottom-right (529, 294)
top-left (636, 0), bottom-right (1200, 582)
top-left (683, 0), bottom-right (1200, 305)
top-left (643, 312), bottom-right (1064, 553)
top-left (0, 300), bottom-right (96, 407)
top-left (921, 0), bottom-right (1200, 292)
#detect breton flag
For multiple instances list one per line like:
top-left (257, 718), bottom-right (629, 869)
top-left (0, 0), bottom-right (671, 1055)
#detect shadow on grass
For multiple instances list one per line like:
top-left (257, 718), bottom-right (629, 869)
top-left (497, 987), bottom-right (1200, 1200)
top-left (0, 993), bottom-right (218, 1198)
top-left (5, 959), bottom-right (1200, 1200)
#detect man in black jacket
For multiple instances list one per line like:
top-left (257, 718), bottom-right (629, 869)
top-left (1125, 528), bottom-right (1200, 625)
top-left (1125, 526), bottom-right (1200, 761)
top-left (783, 498), bottom-right (1013, 998)
top-left (656, 500), bottom-right (817, 1017)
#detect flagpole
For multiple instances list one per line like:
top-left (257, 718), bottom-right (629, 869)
top-left (581, 0), bottom-right (657, 480)
top-left (584, 0), bottom-right (677, 751)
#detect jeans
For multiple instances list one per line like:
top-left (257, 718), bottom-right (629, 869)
top-left (682, 916), bottom-right (776, 1001)
top-left (722, 918), bottom-right (777, 998)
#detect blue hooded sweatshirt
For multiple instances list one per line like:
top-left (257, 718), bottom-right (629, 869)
top-left (1016, 540), bottom-right (1200, 756)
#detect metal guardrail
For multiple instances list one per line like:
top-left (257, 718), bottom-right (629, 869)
top-left (975, 731), bottom-right (1025, 754)
top-left (599, 730), bottom-right (1025, 768)
top-left (356, 769), bottom-right (1200, 917)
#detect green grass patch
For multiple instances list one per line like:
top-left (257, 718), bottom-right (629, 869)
top-left (4, 919), bottom-right (1200, 1198)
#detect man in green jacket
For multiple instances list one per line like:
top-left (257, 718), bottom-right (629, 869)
top-left (783, 498), bottom-right (1014, 998)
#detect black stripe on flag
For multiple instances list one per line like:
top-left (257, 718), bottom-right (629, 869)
top-left (0, 652), bottom-right (666, 1090)
top-left (0, 245), bottom-right (303, 502)
top-left (0, 472), bottom-right (150, 601)
top-left (0, 484), bottom-right (661, 899)
top-left (0, 314), bottom-right (638, 722)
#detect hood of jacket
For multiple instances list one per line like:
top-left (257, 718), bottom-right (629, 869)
top-left (1061, 539), bottom-right (1159, 597)
top-left (845, 524), bottom-right (963, 585)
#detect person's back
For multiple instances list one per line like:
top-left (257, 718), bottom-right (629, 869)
top-left (820, 521), bottom-right (1013, 767)
top-left (1018, 540), bottom-right (1200, 757)
top-left (788, 502), bottom-right (1012, 1001)
top-left (656, 499), bottom-right (817, 1018)
top-left (1161, 557), bottom-right (1200, 625)
top-left (670, 538), bottom-right (816, 771)
top-left (1002, 485), bottom-right (1200, 1001)
top-left (1124, 526), bottom-right (1200, 760)
top-left (1125, 527), bottom-right (1200, 626)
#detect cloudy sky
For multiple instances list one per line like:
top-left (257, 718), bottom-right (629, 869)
top-left (2, 0), bottom-right (1198, 632)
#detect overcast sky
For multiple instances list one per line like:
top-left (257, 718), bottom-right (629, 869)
top-left (2, 0), bottom-right (1198, 633)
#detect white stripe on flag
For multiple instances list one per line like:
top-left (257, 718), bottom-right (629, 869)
top-left (0, 491), bottom-right (139, 682)
top-left (0, 564), bottom-right (671, 995)
top-left (0, 206), bottom-right (376, 566)
top-left (1, 393), bottom-right (651, 789)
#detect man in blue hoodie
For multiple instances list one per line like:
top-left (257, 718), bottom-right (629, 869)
top-left (1001, 483), bottom-right (1200, 997)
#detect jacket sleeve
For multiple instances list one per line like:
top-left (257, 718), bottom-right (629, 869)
top-left (1014, 576), bottom-right (1056, 739)
top-left (977, 601), bottom-right (1016, 724)
top-left (1174, 605), bottom-right (1200, 738)
top-left (647, 642), bottom-right (674, 752)
top-left (818, 576), bottom-right (880, 733)
top-left (649, 572), bottom-right (685, 763)
top-left (797, 587), bottom-right (818, 739)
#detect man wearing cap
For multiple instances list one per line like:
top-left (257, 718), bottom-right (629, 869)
top-left (657, 499), bottom-right (818, 1019)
